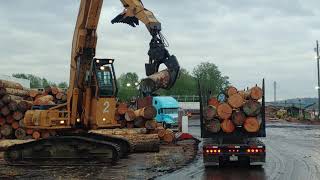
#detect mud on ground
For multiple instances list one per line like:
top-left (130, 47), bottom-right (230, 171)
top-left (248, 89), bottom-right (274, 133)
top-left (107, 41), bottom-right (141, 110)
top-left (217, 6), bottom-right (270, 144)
top-left (0, 140), bottom-right (199, 180)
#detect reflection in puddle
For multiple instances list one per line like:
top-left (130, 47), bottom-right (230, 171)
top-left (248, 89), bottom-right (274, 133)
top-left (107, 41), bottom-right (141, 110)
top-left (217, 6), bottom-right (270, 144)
top-left (203, 166), bottom-right (267, 180)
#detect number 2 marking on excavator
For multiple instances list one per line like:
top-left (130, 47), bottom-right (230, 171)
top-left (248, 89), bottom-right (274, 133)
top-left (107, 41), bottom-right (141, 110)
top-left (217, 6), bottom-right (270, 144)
top-left (103, 101), bottom-right (110, 113)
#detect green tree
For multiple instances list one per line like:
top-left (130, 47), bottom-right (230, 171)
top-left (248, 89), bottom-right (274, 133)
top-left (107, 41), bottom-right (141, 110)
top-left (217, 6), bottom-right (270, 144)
top-left (117, 72), bottom-right (140, 101)
top-left (193, 62), bottom-right (230, 96)
top-left (58, 82), bottom-right (68, 89)
top-left (12, 73), bottom-right (58, 88)
top-left (159, 68), bottom-right (197, 96)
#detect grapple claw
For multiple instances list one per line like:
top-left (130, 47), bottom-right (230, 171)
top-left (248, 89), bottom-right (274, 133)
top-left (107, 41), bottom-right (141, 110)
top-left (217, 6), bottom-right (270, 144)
top-left (111, 13), bottom-right (139, 27)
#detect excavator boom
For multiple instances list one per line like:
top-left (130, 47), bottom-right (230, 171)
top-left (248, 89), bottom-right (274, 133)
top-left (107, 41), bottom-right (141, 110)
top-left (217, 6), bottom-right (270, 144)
top-left (5, 0), bottom-right (179, 165)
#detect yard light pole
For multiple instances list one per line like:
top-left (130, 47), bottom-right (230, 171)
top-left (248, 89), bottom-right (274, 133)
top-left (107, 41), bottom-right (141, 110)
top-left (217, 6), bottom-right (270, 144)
top-left (315, 40), bottom-right (320, 120)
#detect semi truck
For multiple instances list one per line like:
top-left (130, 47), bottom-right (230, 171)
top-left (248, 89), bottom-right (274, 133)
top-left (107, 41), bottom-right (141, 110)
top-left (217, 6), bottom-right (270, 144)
top-left (137, 96), bottom-right (179, 129)
top-left (199, 80), bottom-right (266, 167)
top-left (153, 96), bottom-right (179, 129)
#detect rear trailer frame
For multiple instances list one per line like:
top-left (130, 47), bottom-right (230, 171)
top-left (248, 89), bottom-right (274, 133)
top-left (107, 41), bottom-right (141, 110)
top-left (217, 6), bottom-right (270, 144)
top-left (203, 141), bottom-right (266, 166)
top-left (198, 79), bottom-right (267, 167)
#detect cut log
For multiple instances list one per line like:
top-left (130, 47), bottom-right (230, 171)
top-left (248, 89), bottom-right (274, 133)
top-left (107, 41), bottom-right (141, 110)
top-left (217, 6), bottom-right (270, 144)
top-left (1, 106), bottom-right (10, 116)
top-left (90, 128), bottom-right (147, 136)
top-left (125, 109), bottom-right (136, 122)
top-left (205, 105), bottom-right (217, 120)
top-left (117, 134), bottom-right (160, 152)
top-left (13, 111), bottom-right (24, 121)
top-left (29, 89), bottom-right (40, 98)
top-left (248, 86), bottom-right (263, 100)
top-left (2, 95), bottom-right (23, 104)
top-left (26, 129), bottom-right (34, 135)
top-left (217, 103), bottom-right (232, 119)
top-left (12, 121), bottom-right (19, 130)
top-left (51, 87), bottom-right (62, 95)
top-left (44, 87), bottom-right (52, 95)
top-left (15, 128), bottom-right (26, 140)
top-left (163, 129), bottom-right (175, 143)
top-left (60, 94), bottom-right (67, 102)
top-left (226, 86), bottom-right (238, 97)
top-left (134, 106), bottom-right (157, 119)
top-left (206, 119), bottom-right (221, 133)
top-left (134, 117), bottom-right (146, 128)
top-left (238, 90), bottom-right (247, 99)
top-left (0, 87), bottom-right (6, 96)
top-left (17, 100), bottom-right (33, 112)
top-left (243, 100), bottom-right (262, 116)
top-left (117, 120), bottom-right (126, 128)
top-left (6, 115), bottom-right (14, 124)
top-left (33, 95), bottom-right (54, 105)
top-left (1, 124), bottom-right (13, 137)
top-left (19, 119), bottom-right (25, 128)
top-left (117, 103), bottom-right (128, 115)
top-left (221, 119), bottom-right (235, 133)
top-left (208, 97), bottom-right (220, 108)
top-left (8, 101), bottom-right (18, 111)
top-left (157, 126), bottom-right (166, 139)
top-left (140, 69), bottom-right (172, 94)
top-left (0, 117), bottom-right (5, 126)
top-left (243, 117), bottom-right (261, 133)
top-left (145, 120), bottom-right (157, 130)
top-left (0, 100), bottom-right (4, 109)
top-left (1, 95), bottom-right (11, 104)
top-left (5, 88), bottom-right (29, 97)
top-left (232, 110), bottom-right (246, 126)
top-left (32, 131), bottom-right (41, 140)
top-left (55, 92), bottom-right (66, 100)
top-left (126, 121), bottom-right (134, 129)
top-left (0, 80), bottom-right (23, 90)
top-left (227, 93), bottom-right (244, 108)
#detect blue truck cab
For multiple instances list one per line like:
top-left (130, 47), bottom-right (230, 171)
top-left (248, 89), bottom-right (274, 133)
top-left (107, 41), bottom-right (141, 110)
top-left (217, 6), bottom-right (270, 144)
top-left (152, 96), bottom-right (179, 129)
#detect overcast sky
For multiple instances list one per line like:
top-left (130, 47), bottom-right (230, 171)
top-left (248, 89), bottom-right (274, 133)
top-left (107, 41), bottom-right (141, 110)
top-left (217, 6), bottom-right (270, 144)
top-left (0, 0), bottom-right (319, 101)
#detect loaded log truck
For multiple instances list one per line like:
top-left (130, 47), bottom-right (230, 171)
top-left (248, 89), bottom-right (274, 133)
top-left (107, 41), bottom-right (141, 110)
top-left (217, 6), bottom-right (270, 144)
top-left (199, 80), bottom-right (266, 167)
top-left (4, 0), bottom-right (179, 165)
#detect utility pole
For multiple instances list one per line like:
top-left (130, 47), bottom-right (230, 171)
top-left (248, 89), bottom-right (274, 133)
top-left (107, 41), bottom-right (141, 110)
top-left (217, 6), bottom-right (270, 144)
top-left (315, 40), bottom-right (320, 120)
top-left (273, 81), bottom-right (277, 102)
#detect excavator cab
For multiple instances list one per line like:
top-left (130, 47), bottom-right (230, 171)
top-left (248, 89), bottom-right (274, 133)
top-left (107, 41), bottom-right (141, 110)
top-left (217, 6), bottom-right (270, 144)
top-left (86, 58), bottom-right (119, 129)
top-left (93, 58), bottom-right (118, 97)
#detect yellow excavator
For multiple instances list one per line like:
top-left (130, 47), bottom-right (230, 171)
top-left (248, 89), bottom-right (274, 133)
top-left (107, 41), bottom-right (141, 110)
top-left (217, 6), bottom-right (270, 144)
top-left (4, 0), bottom-right (179, 165)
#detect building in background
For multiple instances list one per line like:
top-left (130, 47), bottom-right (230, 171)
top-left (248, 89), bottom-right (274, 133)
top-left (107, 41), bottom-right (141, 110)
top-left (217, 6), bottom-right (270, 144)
top-left (0, 74), bottom-right (30, 88)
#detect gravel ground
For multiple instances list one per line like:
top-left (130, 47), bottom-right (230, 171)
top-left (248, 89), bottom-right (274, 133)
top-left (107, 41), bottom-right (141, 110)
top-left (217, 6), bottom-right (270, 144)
top-left (0, 140), bottom-right (199, 180)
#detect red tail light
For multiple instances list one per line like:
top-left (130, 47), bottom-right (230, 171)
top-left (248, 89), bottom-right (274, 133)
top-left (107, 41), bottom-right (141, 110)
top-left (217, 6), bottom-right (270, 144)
top-left (204, 148), bottom-right (221, 154)
top-left (247, 148), bottom-right (264, 153)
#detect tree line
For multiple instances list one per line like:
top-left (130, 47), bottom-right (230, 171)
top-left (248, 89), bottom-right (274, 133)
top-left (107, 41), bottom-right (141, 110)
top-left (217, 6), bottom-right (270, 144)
top-left (118, 62), bottom-right (230, 101)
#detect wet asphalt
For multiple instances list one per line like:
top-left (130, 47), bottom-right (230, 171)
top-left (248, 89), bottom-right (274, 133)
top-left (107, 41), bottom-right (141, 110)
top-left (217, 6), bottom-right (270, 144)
top-left (159, 120), bottom-right (320, 180)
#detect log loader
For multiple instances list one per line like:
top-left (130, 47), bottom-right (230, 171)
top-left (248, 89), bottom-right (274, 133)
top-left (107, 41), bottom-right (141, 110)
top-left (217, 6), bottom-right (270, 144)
top-left (4, 0), bottom-right (179, 165)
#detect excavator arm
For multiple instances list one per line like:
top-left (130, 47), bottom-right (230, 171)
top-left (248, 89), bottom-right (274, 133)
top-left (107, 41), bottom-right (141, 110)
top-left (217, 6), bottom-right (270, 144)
top-left (112, 0), bottom-right (180, 94)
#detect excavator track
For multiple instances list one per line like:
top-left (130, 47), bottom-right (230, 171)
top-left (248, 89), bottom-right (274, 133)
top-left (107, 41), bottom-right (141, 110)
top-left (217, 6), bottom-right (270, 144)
top-left (4, 134), bottom-right (131, 166)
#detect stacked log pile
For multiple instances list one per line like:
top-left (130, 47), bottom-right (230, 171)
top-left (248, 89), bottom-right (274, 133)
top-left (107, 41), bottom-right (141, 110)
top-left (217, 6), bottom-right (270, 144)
top-left (204, 85), bottom-right (263, 134)
top-left (0, 80), bottom-right (33, 139)
top-left (115, 103), bottom-right (175, 143)
top-left (29, 87), bottom-right (67, 105)
top-left (0, 80), bottom-right (67, 140)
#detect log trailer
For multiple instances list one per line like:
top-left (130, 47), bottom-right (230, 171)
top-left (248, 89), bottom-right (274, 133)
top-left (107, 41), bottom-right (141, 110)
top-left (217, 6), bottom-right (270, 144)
top-left (199, 80), bottom-right (266, 167)
top-left (4, 0), bottom-right (179, 165)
